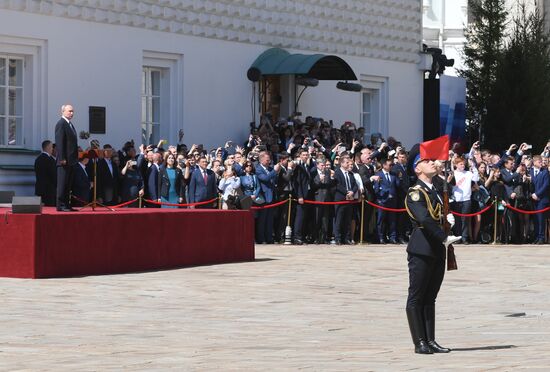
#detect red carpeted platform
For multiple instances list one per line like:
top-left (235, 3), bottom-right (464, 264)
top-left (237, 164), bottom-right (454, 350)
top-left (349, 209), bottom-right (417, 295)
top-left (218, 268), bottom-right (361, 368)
top-left (0, 207), bottom-right (255, 278)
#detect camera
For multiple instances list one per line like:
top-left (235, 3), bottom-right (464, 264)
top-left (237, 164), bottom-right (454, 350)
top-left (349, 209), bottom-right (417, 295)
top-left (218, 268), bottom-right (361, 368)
top-left (525, 144), bottom-right (532, 150)
top-left (129, 160), bottom-right (137, 166)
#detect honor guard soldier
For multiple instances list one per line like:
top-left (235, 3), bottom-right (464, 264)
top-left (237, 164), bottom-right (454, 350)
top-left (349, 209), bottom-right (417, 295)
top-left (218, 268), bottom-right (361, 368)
top-left (404, 154), bottom-right (461, 354)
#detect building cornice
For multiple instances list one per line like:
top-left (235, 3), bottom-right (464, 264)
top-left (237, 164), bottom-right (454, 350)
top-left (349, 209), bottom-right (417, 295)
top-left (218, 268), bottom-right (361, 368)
top-left (0, 0), bottom-right (422, 63)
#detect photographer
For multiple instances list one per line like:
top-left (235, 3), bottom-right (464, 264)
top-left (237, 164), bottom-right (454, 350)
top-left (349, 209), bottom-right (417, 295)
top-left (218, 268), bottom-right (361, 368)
top-left (218, 167), bottom-right (241, 210)
top-left (120, 157), bottom-right (144, 207)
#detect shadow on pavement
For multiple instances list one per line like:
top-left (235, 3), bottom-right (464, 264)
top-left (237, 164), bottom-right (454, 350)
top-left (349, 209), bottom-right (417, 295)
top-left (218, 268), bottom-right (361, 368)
top-left (452, 345), bottom-right (517, 351)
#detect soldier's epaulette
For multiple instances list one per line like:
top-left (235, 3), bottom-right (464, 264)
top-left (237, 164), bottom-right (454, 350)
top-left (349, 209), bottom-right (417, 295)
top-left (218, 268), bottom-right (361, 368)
top-left (407, 185), bottom-right (423, 202)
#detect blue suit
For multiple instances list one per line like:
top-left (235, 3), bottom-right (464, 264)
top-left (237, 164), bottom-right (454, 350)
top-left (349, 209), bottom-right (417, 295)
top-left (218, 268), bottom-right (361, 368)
top-left (530, 167), bottom-right (550, 241)
top-left (374, 170), bottom-right (398, 242)
top-left (255, 164), bottom-right (278, 243)
top-left (188, 167), bottom-right (218, 208)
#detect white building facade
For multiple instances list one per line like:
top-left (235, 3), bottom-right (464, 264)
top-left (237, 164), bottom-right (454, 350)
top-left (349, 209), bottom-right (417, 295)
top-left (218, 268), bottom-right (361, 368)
top-left (1, 0), bottom-right (425, 195)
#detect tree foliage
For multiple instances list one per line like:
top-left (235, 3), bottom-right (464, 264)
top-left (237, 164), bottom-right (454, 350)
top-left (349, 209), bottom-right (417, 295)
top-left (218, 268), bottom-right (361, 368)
top-left (459, 0), bottom-right (508, 145)
top-left (485, 4), bottom-right (550, 150)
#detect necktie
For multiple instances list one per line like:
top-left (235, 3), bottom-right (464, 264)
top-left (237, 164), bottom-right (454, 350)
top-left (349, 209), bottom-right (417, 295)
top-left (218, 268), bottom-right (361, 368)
top-left (69, 122), bottom-right (76, 134)
top-left (203, 171), bottom-right (208, 185)
top-left (386, 173), bottom-right (390, 183)
top-left (535, 169), bottom-right (539, 177)
top-left (345, 171), bottom-right (351, 190)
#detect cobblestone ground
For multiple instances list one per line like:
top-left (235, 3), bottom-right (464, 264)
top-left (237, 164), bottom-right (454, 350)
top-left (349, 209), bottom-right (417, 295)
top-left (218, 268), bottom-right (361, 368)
top-left (1, 244), bottom-right (549, 371)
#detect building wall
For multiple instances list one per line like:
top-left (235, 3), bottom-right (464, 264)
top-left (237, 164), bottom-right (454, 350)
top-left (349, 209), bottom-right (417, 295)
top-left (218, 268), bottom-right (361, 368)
top-left (0, 0), bottom-right (424, 195)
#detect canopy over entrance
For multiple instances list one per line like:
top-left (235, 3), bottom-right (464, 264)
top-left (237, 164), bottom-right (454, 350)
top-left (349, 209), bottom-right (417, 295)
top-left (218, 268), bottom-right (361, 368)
top-left (247, 48), bottom-right (357, 82)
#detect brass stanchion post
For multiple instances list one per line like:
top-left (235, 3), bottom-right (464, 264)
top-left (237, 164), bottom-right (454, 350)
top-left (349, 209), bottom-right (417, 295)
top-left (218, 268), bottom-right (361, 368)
top-left (492, 197), bottom-right (498, 245)
top-left (284, 195), bottom-right (293, 245)
top-left (360, 196), bottom-right (365, 245)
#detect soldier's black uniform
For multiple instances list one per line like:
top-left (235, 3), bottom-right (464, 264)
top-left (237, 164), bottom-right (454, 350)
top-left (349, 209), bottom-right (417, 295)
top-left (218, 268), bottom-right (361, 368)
top-left (404, 179), bottom-right (451, 354)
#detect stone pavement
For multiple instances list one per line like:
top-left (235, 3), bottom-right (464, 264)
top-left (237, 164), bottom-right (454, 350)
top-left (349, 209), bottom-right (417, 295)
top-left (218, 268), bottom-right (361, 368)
top-left (1, 244), bottom-right (549, 371)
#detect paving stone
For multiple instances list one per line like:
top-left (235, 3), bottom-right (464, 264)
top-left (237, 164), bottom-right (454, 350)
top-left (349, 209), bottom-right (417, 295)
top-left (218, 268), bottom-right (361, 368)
top-left (0, 244), bottom-right (549, 370)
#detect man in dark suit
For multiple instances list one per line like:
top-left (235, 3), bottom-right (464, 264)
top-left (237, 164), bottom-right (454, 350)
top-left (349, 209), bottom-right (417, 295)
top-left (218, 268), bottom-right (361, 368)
top-left (274, 152), bottom-right (293, 242)
top-left (291, 149), bottom-right (312, 244)
top-left (311, 157), bottom-right (336, 244)
top-left (333, 155), bottom-right (358, 244)
top-left (391, 150), bottom-right (411, 243)
top-left (500, 156), bottom-right (521, 202)
top-left (374, 158), bottom-right (399, 243)
top-left (530, 155), bottom-right (550, 244)
top-left (256, 152), bottom-right (279, 244)
top-left (72, 153), bottom-right (92, 206)
top-left (34, 140), bottom-right (57, 206)
top-left (147, 152), bottom-right (162, 208)
top-left (96, 144), bottom-right (120, 205)
top-left (188, 156), bottom-right (217, 208)
top-left (55, 104), bottom-right (78, 211)
top-left (357, 146), bottom-right (379, 243)
top-left (405, 155), bottom-right (461, 354)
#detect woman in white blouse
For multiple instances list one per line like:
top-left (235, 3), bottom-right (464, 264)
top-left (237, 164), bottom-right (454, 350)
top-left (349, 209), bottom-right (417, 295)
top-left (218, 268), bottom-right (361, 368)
top-left (450, 157), bottom-right (479, 244)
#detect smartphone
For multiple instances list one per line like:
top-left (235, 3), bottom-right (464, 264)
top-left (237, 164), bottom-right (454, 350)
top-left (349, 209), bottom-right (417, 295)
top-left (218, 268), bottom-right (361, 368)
top-left (338, 145), bottom-right (346, 153)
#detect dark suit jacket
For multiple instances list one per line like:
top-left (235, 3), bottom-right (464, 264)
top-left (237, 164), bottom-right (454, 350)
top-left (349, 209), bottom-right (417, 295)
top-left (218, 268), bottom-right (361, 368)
top-left (159, 166), bottom-right (184, 199)
top-left (276, 165), bottom-right (293, 196)
top-left (530, 167), bottom-right (550, 205)
top-left (148, 164), bottom-right (160, 200)
top-left (500, 167), bottom-right (520, 199)
top-left (54, 118), bottom-right (78, 166)
top-left (34, 153), bottom-right (57, 204)
top-left (255, 164), bottom-right (277, 203)
top-left (334, 168), bottom-right (358, 202)
top-left (72, 163), bottom-right (91, 204)
top-left (391, 162), bottom-right (410, 196)
top-left (188, 167), bottom-right (217, 203)
top-left (312, 169), bottom-right (336, 202)
top-left (96, 158), bottom-right (119, 203)
top-left (291, 162), bottom-right (311, 199)
top-left (374, 170), bottom-right (398, 204)
top-left (355, 163), bottom-right (375, 201)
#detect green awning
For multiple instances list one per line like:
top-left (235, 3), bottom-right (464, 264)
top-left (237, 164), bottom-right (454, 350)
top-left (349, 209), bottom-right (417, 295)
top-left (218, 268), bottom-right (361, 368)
top-left (247, 48), bottom-right (357, 81)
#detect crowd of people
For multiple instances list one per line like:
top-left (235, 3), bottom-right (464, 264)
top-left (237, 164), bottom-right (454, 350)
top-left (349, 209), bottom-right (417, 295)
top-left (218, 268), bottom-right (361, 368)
top-left (35, 112), bottom-right (550, 245)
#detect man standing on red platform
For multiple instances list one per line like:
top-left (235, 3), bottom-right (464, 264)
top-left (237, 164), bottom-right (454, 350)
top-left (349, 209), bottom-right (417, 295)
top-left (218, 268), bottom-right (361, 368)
top-left (55, 104), bottom-right (78, 212)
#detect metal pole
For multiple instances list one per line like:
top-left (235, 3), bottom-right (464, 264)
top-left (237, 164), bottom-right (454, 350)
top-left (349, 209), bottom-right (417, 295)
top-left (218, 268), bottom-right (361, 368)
top-left (284, 195), bottom-right (293, 245)
top-left (360, 195), bottom-right (365, 244)
top-left (492, 197), bottom-right (498, 245)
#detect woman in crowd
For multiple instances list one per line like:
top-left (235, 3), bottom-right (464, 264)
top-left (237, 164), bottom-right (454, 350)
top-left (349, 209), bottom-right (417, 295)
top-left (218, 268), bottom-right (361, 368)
top-left (159, 152), bottom-right (184, 208)
top-left (240, 161), bottom-right (260, 202)
top-left (470, 161), bottom-right (490, 243)
top-left (449, 157), bottom-right (479, 244)
top-left (218, 167), bottom-right (241, 210)
top-left (120, 157), bottom-right (144, 207)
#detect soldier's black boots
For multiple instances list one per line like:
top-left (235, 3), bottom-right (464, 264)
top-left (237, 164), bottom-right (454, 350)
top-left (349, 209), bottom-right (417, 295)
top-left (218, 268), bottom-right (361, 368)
top-left (424, 305), bottom-right (451, 353)
top-left (406, 307), bottom-right (433, 354)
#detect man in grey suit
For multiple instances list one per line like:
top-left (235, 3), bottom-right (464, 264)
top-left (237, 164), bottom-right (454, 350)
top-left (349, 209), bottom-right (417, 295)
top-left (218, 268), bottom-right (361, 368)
top-left (55, 104), bottom-right (78, 211)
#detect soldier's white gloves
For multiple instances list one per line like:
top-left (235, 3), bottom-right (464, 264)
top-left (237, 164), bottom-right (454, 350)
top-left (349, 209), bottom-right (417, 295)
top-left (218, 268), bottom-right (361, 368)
top-left (446, 213), bottom-right (455, 228)
top-left (443, 235), bottom-right (462, 248)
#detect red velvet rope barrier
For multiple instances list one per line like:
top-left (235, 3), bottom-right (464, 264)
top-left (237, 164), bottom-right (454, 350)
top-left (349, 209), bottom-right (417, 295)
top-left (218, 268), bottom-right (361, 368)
top-left (450, 202), bottom-right (494, 217)
top-left (71, 195), bottom-right (138, 209)
top-left (144, 197), bottom-right (218, 207)
top-left (111, 199), bottom-right (139, 208)
top-left (250, 199), bottom-right (289, 210)
top-left (365, 200), bottom-right (407, 212)
top-left (302, 199), bottom-right (361, 205)
top-left (505, 204), bottom-right (550, 215)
